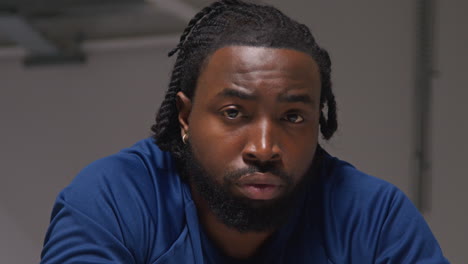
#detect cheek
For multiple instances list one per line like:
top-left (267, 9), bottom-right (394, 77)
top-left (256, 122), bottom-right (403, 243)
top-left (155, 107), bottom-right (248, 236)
top-left (283, 125), bottom-right (319, 179)
top-left (189, 115), bottom-right (244, 172)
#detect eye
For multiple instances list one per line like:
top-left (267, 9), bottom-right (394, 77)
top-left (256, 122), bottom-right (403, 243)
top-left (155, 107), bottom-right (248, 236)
top-left (283, 113), bottom-right (304, 124)
top-left (222, 108), bottom-right (241, 119)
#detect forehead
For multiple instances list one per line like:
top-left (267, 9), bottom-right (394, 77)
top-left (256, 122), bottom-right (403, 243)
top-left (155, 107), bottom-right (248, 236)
top-left (195, 46), bottom-right (321, 97)
top-left (203, 45), bottom-right (319, 79)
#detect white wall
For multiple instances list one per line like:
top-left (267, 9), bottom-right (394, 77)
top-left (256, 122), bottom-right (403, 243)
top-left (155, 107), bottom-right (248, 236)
top-left (426, 1), bottom-right (468, 263)
top-left (0, 206), bottom-right (40, 264)
top-left (0, 0), bottom-right (466, 262)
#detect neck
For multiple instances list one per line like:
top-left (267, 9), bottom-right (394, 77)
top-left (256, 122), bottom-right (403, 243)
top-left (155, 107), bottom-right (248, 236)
top-left (190, 184), bottom-right (274, 260)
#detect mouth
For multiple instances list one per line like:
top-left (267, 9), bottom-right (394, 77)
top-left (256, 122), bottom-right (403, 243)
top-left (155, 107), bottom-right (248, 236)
top-left (234, 173), bottom-right (285, 200)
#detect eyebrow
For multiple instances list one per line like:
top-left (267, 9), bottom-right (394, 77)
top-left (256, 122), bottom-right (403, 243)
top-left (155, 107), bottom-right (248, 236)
top-left (216, 87), bottom-right (314, 105)
top-left (277, 93), bottom-right (314, 105)
top-left (216, 88), bottom-right (258, 100)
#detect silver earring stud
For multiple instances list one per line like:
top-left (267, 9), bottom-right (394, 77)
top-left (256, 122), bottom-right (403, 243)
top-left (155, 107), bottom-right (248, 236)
top-left (182, 132), bottom-right (189, 144)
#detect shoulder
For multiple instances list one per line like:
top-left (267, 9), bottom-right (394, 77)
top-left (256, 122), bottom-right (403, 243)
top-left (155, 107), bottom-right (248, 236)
top-left (43, 138), bottom-right (188, 263)
top-left (64, 137), bottom-right (187, 239)
top-left (319, 153), bottom-right (407, 240)
top-left (62, 138), bottom-right (183, 217)
top-left (317, 152), bottom-right (448, 263)
top-left (321, 150), bottom-right (393, 189)
top-left (319, 151), bottom-right (419, 227)
top-left (321, 154), bottom-right (410, 221)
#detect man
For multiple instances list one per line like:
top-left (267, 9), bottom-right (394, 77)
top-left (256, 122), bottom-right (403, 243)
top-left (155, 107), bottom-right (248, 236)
top-left (41, 0), bottom-right (449, 263)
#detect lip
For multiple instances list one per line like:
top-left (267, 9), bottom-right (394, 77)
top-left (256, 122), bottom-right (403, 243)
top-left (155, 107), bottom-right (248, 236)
top-left (234, 172), bottom-right (285, 200)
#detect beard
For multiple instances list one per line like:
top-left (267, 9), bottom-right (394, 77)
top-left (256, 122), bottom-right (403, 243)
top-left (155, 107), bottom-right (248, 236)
top-left (178, 142), bottom-right (319, 233)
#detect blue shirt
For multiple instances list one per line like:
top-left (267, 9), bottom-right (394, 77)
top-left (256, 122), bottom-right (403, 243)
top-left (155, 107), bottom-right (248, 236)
top-left (41, 138), bottom-right (449, 263)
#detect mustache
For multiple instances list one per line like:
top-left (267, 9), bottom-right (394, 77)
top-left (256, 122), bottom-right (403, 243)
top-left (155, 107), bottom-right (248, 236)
top-left (224, 163), bottom-right (293, 184)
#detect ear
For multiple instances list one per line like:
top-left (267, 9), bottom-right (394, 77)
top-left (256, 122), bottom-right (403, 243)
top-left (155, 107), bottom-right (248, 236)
top-left (176, 91), bottom-right (192, 137)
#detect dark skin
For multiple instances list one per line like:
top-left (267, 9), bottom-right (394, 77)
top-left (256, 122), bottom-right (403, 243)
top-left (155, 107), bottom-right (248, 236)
top-left (177, 46), bottom-right (322, 259)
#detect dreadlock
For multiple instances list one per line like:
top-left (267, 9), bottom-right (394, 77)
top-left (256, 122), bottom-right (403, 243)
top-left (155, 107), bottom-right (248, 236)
top-left (151, 0), bottom-right (338, 160)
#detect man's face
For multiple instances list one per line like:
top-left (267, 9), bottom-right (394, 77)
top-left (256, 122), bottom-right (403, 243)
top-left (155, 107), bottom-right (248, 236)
top-left (177, 46), bottom-right (321, 230)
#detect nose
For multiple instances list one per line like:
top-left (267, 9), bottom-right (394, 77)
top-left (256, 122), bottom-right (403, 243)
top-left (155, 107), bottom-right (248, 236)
top-left (242, 119), bottom-right (282, 164)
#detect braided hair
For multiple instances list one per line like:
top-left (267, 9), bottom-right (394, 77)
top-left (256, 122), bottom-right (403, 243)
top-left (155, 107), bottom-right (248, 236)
top-left (151, 0), bottom-right (338, 160)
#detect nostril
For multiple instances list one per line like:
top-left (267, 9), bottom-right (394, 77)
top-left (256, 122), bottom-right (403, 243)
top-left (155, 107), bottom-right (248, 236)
top-left (245, 153), bottom-right (257, 159)
top-left (243, 152), bottom-right (282, 163)
top-left (271, 153), bottom-right (281, 160)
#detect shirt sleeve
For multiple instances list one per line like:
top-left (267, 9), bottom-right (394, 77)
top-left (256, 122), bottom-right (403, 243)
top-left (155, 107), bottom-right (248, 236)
top-left (375, 189), bottom-right (450, 264)
top-left (40, 155), bottom-right (158, 264)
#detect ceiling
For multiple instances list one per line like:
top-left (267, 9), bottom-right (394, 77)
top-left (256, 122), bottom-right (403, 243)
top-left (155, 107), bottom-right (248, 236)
top-left (0, 0), bottom-right (219, 61)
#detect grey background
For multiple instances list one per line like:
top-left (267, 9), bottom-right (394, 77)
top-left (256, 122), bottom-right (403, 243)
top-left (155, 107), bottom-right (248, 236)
top-left (0, 0), bottom-right (466, 263)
